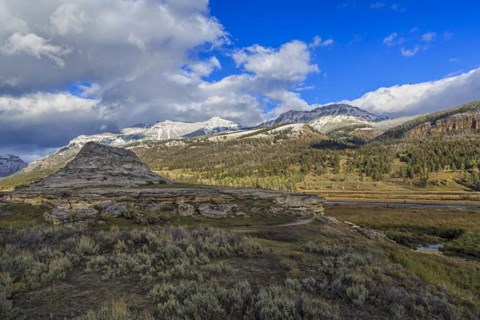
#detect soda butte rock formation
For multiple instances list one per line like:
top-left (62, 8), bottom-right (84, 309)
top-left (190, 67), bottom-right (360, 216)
top-left (4, 142), bottom-right (324, 224)
top-left (27, 142), bottom-right (167, 189)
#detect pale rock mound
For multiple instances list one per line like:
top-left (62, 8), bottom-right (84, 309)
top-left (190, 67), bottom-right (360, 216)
top-left (26, 142), bottom-right (167, 190)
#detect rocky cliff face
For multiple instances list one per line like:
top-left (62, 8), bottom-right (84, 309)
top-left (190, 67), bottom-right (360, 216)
top-left (26, 142), bottom-right (167, 189)
top-left (405, 112), bottom-right (480, 138)
top-left (0, 155), bottom-right (27, 177)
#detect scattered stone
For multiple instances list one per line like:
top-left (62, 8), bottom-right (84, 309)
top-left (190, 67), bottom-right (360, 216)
top-left (102, 203), bottom-right (127, 217)
top-left (345, 221), bottom-right (385, 240)
top-left (142, 203), bottom-right (176, 212)
top-left (316, 215), bottom-right (341, 224)
top-left (198, 204), bottom-right (237, 218)
top-left (43, 207), bottom-right (99, 225)
top-left (355, 226), bottom-right (385, 240)
top-left (235, 211), bottom-right (247, 217)
top-left (177, 204), bottom-right (196, 216)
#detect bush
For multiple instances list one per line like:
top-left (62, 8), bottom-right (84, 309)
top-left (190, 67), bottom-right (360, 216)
top-left (346, 283), bottom-right (369, 306)
top-left (76, 236), bottom-right (99, 256)
top-left (80, 300), bottom-right (154, 320)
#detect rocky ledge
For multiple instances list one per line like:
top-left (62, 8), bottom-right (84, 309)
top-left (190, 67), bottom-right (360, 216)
top-left (406, 111), bottom-right (480, 138)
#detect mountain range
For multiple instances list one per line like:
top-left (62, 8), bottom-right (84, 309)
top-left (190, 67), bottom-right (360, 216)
top-left (2, 100), bottom-right (480, 184)
top-left (0, 155), bottom-right (27, 178)
top-left (67, 116), bottom-right (240, 148)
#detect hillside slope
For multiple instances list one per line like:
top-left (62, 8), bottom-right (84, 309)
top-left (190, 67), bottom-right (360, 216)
top-left (380, 100), bottom-right (480, 140)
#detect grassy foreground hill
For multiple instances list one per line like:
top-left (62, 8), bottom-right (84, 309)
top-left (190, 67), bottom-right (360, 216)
top-left (1, 202), bottom-right (480, 319)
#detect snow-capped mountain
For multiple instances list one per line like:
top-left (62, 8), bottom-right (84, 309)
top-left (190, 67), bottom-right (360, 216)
top-left (68, 116), bottom-right (240, 148)
top-left (18, 117), bottom-right (240, 176)
top-left (263, 104), bottom-right (388, 133)
top-left (0, 155), bottom-right (28, 177)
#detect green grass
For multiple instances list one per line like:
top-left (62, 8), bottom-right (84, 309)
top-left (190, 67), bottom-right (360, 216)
top-left (387, 246), bottom-right (480, 303)
top-left (327, 204), bottom-right (480, 254)
top-left (0, 203), bottom-right (47, 228)
top-left (444, 231), bottom-right (480, 258)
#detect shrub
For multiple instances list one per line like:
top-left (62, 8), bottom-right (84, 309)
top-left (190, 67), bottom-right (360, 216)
top-left (80, 300), bottom-right (154, 320)
top-left (346, 283), bottom-right (369, 306)
top-left (76, 236), bottom-right (99, 256)
top-left (42, 256), bottom-right (72, 282)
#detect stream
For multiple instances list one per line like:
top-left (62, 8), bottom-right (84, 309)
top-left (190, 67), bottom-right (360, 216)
top-left (325, 201), bottom-right (480, 211)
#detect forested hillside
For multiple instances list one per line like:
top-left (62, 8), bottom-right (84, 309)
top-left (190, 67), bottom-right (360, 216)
top-left (132, 133), bottom-right (480, 193)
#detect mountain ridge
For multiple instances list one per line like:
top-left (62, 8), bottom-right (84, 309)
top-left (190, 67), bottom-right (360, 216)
top-left (68, 116), bottom-right (241, 148)
top-left (379, 100), bottom-right (480, 140)
top-left (263, 104), bottom-right (388, 126)
top-left (261, 103), bottom-right (390, 134)
top-left (0, 155), bottom-right (28, 178)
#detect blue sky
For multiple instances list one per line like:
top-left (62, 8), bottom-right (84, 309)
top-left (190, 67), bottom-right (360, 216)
top-left (0, 0), bottom-right (479, 159)
top-left (209, 0), bottom-right (480, 105)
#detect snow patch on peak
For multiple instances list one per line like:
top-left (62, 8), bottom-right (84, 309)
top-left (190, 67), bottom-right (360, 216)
top-left (263, 103), bottom-right (388, 128)
top-left (67, 117), bottom-right (240, 149)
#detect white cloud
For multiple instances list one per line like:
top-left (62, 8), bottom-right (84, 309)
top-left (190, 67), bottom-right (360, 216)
top-left (348, 68), bottom-right (480, 115)
top-left (310, 36), bottom-right (334, 48)
top-left (0, 91), bottom-right (113, 156)
top-left (385, 30), bottom-right (436, 57)
top-left (401, 46), bottom-right (419, 57)
top-left (421, 32), bottom-right (437, 42)
top-left (187, 57), bottom-right (221, 78)
top-left (0, 1), bottom-right (324, 150)
top-left (0, 32), bottom-right (71, 66)
top-left (233, 41), bottom-right (318, 82)
top-left (50, 3), bottom-right (89, 36)
top-left (383, 32), bottom-right (399, 46)
top-left (0, 91), bottom-right (100, 118)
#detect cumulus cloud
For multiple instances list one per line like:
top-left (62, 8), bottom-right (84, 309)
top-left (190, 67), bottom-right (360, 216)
top-left (0, 0), bottom-right (325, 158)
top-left (0, 0), bottom-right (230, 156)
top-left (348, 68), bottom-right (480, 115)
top-left (0, 32), bottom-right (72, 66)
top-left (233, 41), bottom-right (318, 82)
top-left (50, 3), bottom-right (89, 36)
top-left (0, 92), bottom-right (114, 158)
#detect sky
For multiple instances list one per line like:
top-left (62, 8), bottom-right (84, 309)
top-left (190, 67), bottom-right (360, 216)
top-left (0, 0), bottom-right (479, 161)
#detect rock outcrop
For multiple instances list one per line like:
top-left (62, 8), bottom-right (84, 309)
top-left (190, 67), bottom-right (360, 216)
top-left (405, 112), bottom-right (480, 138)
top-left (6, 142), bottom-right (325, 224)
top-left (25, 142), bottom-right (167, 189)
top-left (0, 155), bottom-right (27, 177)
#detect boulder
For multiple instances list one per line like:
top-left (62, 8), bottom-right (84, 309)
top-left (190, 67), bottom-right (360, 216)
top-left (177, 203), bottom-right (196, 216)
top-left (43, 207), bottom-right (99, 224)
top-left (198, 204), bottom-right (237, 218)
top-left (102, 203), bottom-right (127, 217)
